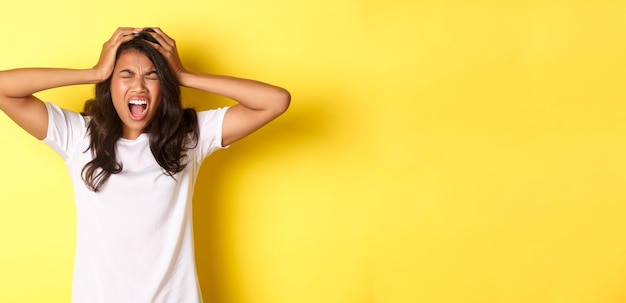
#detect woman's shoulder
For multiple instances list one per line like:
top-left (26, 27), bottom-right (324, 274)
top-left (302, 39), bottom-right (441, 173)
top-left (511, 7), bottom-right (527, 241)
top-left (196, 106), bottom-right (229, 125)
top-left (44, 102), bottom-right (90, 140)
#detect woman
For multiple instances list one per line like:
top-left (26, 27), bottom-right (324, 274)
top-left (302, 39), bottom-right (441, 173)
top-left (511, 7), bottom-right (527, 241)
top-left (0, 27), bottom-right (290, 302)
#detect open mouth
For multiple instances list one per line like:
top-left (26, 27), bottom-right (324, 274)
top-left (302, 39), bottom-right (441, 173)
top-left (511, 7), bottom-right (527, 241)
top-left (128, 99), bottom-right (148, 120)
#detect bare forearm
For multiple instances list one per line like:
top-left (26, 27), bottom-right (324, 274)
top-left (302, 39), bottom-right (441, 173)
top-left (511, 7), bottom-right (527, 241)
top-left (0, 68), bottom-right (103, 98)
top-left (178, 71), bottom-right (290, 111)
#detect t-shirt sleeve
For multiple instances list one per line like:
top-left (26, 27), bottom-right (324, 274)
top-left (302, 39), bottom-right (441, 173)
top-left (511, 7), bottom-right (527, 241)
top-left (195, 106), bottom-right (230, 162)
top-left (41, 102), bottom-right (88, 161)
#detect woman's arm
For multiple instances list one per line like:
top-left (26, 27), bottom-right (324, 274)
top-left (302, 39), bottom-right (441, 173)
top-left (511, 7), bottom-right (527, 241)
top-left (179, 73), bottom-right (290, 146)
top-left (0, 27), bottom-right (140, 139)
top-left (147, 28), bottom-right (291, 146)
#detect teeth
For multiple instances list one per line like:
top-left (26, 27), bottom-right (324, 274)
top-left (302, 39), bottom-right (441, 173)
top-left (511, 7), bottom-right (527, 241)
top-left (129, 99), bottom-right (147, 105)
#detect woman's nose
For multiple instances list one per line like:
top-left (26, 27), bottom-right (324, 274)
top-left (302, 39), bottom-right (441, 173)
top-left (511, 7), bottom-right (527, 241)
top-left (131, 77), bottom-right (147, 92)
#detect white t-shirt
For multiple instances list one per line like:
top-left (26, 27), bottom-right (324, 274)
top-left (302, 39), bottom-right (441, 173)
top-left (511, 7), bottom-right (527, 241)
top-left (42, 102), bottom-right (228, 303)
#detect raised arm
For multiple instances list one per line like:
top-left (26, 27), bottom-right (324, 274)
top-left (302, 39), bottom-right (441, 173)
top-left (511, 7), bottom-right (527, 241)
top-left (147, 28), bottom-right (291, 146)
top-left (179, 73), bottom-right (290, 146)
top-left (0, 69), bottom-right (101, 139)
top-left (0, 27), bottom-right (140, 139)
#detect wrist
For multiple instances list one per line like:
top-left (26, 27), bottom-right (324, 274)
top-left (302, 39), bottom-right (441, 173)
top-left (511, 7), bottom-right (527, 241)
top-left (176, 70), bottom-right (195, 87)
top-left (87, 68), bottom-right (109, 84)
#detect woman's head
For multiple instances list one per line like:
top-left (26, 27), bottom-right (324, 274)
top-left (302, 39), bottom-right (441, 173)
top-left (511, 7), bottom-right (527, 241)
top-left (82, 29), bottom-right (198, 192)
top-left (101, 29), bottom-right (182, 139)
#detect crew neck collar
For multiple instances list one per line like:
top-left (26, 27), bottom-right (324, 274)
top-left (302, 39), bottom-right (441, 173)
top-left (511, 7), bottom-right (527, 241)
top-left (118, 133), bottom-right (149, 143)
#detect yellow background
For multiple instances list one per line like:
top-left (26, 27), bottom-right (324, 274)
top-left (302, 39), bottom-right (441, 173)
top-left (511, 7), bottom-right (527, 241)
top-left (2, 0), bottom-right (626, 302)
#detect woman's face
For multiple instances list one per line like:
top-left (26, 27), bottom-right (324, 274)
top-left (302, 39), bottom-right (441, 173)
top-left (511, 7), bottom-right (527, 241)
top-left (110, 50), bottom-right (162, 139)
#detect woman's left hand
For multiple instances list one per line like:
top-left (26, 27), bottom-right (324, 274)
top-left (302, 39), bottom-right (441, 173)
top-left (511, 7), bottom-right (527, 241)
top-left (145, 28), bottom-right (187, 79)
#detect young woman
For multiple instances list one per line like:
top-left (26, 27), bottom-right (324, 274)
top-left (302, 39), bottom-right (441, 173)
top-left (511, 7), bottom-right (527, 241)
top-left (0, 27), bottom-right (290, 302)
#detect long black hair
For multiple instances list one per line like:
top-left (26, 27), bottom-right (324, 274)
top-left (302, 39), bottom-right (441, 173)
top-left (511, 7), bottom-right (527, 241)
top-left (81, 29), bottom-right (199, 192)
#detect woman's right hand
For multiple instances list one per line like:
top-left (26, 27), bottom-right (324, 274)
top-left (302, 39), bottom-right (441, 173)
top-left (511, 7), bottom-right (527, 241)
top-left (93, 27), bottom-right (141, 81)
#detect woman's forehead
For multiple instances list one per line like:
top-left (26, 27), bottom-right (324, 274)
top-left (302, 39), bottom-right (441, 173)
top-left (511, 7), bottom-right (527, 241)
top-left (115, 51), bottom-right (155, 70)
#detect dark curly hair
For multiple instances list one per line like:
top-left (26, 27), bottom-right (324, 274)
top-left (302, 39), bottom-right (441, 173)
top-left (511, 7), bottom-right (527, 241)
top-left (81, 29), bottom-right (199, 192)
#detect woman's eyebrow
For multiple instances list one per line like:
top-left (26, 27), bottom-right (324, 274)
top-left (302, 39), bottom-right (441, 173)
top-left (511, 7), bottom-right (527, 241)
top-left (118, 69), bottom-right (157, 76)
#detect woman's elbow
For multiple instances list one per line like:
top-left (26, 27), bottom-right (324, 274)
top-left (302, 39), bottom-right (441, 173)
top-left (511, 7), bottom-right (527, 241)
top-left (273, 87), bottom-right (291, 115)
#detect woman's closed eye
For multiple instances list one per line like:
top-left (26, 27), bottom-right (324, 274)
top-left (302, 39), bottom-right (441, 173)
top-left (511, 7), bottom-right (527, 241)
top-left (145, 71), bottom-right (159, 80)
top-left (119, 70), bottom-right (133, 79)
